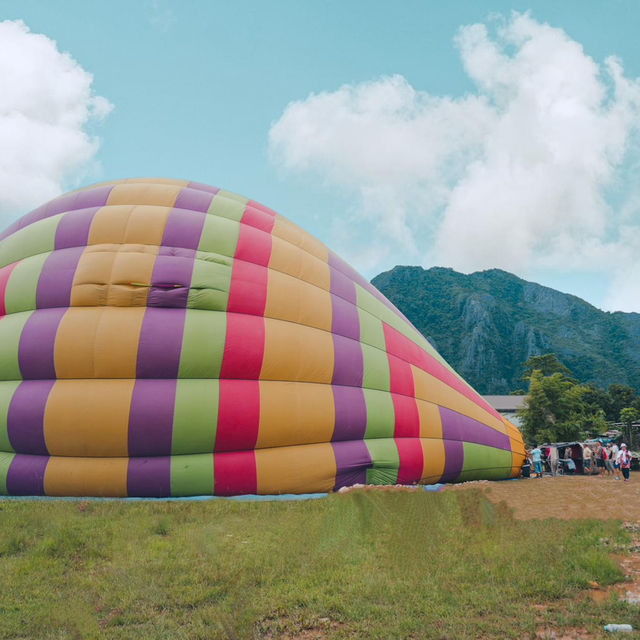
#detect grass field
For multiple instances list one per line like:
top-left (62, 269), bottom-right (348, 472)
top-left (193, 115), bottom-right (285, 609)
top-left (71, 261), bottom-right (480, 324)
top-left (0, 489), bottom-right (638, 639)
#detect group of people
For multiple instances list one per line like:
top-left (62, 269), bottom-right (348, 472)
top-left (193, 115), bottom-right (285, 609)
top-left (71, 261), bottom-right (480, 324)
top-left (585, 442), bottom-right (633, 482)
top-left (525, 442), bottom-right (633, 482)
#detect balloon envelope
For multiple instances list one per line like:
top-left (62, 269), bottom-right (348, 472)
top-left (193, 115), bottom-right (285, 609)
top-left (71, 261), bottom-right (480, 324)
top-left (0, 178), bottom-right (526, 496)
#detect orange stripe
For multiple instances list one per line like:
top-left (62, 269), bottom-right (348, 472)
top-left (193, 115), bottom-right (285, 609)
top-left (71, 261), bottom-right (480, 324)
top-left (255, 443), bottom-right (336, 494)
top-left (420, 438), bottom-right (446, 483)
top-left (261, 319), bottom-right (334, 383)
top-left (44, 457), bottom-right (128, 497)
top-left (106, 183), bottom-right (182, 207)
top-left (269, 235), bottom-right (331, 291)
top-left (71, 245), bottom-right (159, 308)
top-left (412, 365), bottom-right (507, 435)
top-left (264, 269), bottom-right (332, 332)
top-left (256, 381), bottom-right (334, 448)
top-left (55, 307), bottom-right (146, 378)
top-left (43, 380), bottom-right (134, 456)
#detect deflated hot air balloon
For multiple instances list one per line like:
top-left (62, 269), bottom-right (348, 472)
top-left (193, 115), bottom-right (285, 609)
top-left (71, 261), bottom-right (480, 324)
top-left (0, 178), bottom-right (525, 497)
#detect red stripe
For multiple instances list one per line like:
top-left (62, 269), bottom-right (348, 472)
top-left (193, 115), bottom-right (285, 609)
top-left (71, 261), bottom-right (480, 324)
top-left (226, 210), bottom-right (273, 317)
top-left (220, 313), bottom-right (265, 379)
top-left (235, 220), bottom-right (273, 266)
top-left (382, 323), bottom-right (500, 420)
top-left (215, 380), bottom-right (261, 453)
top-left (0, 261), bottom-right (19, 317)
top-left (388, 354), bottom-right (414, 396)
top-left (396, 438), bottom-right (424, 484)
top-left (247, 200), bottom-right (277, 218)
top-left (242, 204), bottom-right (276, 234)
top-left (391, 392), bottom-right (420, 438)
top-left (226, 260), bottom-right (269, 316)
top-left (214, 450), bottom-right (257, 495)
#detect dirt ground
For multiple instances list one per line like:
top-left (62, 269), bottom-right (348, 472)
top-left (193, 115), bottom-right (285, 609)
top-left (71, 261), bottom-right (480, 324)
top-left (447, 472), bottom-right (640, 521)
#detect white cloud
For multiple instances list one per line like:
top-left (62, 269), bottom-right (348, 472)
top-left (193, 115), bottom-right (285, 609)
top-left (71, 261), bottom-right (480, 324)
top-left (0, 20), bottom-right (113, 224)
top-left (269, 12), bottom-right (640, 312)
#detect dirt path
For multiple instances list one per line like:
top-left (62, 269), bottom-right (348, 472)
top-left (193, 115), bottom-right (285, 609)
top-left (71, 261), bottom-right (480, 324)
top-left (447, 473), bottom-right (640, 521)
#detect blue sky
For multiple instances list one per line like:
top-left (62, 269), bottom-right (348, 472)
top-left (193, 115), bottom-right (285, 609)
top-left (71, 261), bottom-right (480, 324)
top-left (2, 1), bottom-right (640, 311)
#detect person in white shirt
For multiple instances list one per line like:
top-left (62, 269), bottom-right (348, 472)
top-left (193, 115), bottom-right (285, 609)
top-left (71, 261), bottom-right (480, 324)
top-left (583, 445), bottom-right (593, 474)
top-left (611, 443), bottom-right (620, 480)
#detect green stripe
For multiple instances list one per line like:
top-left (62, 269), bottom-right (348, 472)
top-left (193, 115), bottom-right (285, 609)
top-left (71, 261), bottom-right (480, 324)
top-left (0, 381), bottom-right (20, 452)
top-left (170, 454), bottom-right (214, 496)
top-left (364, 389), bottom-right (395, 439)
top-left (0, 312), bottom-right (32, 380)
top-left (207, 192), bottom-right (248, 223)
top-left (171, 379), bottom-right (219, 454)
top-left (0, 451), bottom-right (15, 495)
top-left (355, 283), bottom-right (450, 368)
top-left (4, 253), bottom-right (51, 314)
top-left (365, 438), bottom-right (399, 485)
top-left (456, 443), bottom-right (512, 482)
top-left (187, 255), bottom-right (232, 311)
top-left (178, 309), bottom-right (226, 379)
top-left (0, 214), bottom-right (60, 267)
top-left (361, 344), bottom-right (390, 392)
top-left (357, 305), bottom-right (386, 350)
top-left (198, 215), bottom-right (241, 260)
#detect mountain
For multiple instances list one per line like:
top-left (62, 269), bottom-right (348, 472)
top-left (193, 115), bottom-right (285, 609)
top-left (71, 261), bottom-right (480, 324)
top-left (371, 266), bottom-right (640, 395)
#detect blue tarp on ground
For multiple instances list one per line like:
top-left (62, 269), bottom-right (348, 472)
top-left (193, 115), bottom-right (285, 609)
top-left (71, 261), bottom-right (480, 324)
top-left (0, 493), bottom-right (329, 502)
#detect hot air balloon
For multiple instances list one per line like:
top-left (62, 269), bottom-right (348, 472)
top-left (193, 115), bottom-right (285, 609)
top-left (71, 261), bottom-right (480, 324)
top-left (0, 178), bottom-right (525, 497)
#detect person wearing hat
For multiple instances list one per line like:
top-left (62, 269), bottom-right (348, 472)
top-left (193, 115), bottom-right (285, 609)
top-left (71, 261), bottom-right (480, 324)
top-left (616, 444), bottom-right (632, 482)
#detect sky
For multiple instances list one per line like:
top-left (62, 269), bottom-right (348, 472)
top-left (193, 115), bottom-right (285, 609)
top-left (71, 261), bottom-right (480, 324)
top-left (2, 0), bottom-right (640, 312)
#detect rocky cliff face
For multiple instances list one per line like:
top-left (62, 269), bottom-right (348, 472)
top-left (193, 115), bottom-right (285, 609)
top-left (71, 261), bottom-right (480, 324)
top-left (372, 266), bottom-right (640, 394)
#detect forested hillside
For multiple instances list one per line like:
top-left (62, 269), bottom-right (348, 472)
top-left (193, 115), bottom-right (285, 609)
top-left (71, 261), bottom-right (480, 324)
top-left (372, 266), bottom-right (640, 394)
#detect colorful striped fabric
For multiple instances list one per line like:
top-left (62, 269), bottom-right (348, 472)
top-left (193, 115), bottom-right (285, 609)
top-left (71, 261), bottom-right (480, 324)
top-left (0, 178), bottom-right (526, 497)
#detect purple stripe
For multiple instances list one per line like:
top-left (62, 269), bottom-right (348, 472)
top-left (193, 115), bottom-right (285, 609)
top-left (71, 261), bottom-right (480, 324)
top-left (331, 294), bottom-right (360, 340)
top-left (332, 334), bottom-right (363, 387)
top-left (127, 456), bottom-right (171, 497)
top-left (440, 440), bottom-right (464, 483)
top-left (174, 188), bottom-right (215, 213)
top-left (327, 251), bottom-right (412, 324)
top-left (161, 209), bottom-right (207, 250)
top-left (136, 308), bottom-right (187, 378)
top-left (439, 406), bottom-right (511, 451)
top-left (332, 440), bottom-right (372, 490)
top-left (147, 248), bottom-right (197, 309)
top-left (18, 308), bottom-right (66, 379)
top-left (0, 186), bottom-right (113, 242)
top-left (7, 381), bottom-right (55, 455)
top-left (187, 181), bottom-right (220, 195)
top-left (332, 386), bottom-right (367, 442)
top-left (128, 379), bottom-right (177, 456)
top-left (329, 265), bottom-right (357, 305)
top-left (328, 251), bottom-right (369, 291)
top-left (6, 454), bottom-right (48, 495)
top-left (36, 247), bottom-right (84, 309)
top-left (72, 185), bottom-right (114, 209)
top-left (54, 206), bottom-right (100, 249)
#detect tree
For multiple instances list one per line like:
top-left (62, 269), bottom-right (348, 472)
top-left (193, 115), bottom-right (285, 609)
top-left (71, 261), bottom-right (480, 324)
top-left (522, 354), bottom-right (574, 384)
top-left (517, 370), bottom-right (583, 444)
top-left (619, 407), bottom-right (640, 448)
top-left (607, 384), bottom-right (637, 422)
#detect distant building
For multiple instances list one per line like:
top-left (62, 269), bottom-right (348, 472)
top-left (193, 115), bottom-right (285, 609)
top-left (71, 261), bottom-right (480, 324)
top-left (483, 395), bottom-right (527, 428)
